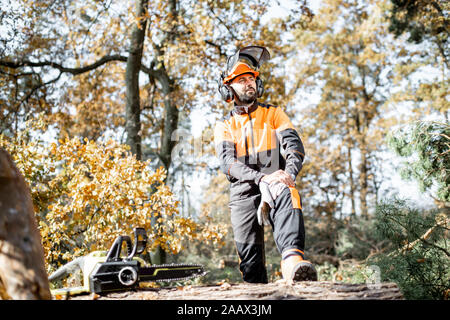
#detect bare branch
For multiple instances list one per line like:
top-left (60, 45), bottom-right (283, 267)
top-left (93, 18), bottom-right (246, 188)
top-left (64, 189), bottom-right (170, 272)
top-left (389, 216), bottom-right (450, 257)
top-left (0, 54), bottom-right (164, 85)
top-left (0, 55), bottom-right (128, 75)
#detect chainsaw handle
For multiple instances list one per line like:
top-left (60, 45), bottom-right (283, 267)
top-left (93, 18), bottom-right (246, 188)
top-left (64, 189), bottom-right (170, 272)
top-left (105, 228), bottom-right (148, 262)
top-left (130, 227), bottom-right (147, 257)
top-left (105, 235), bottom-right (133, 262)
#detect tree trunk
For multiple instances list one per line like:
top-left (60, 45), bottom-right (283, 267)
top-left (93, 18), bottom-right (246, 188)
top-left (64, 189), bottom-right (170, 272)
top-left (149, 67), bottom-right (174, 263)
top-left (347, 145), bottom-right (357, 217)
top-left (149, 0), bottom-right (179, 264)
top-left (125, 0), bottom-right (149, 160)
top-left (155, 0), bottom-right (179, 175)
top-left (353, 107), bottom-right (370, 218)
top-left (359, 145), bottom-right (369, 218)
top-left (159, 69), bottom-right (178, 172)
top-left (0, 148), bottom-right (51, 300)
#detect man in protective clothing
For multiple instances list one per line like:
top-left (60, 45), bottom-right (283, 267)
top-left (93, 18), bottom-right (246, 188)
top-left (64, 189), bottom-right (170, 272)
top-left (214, 46), bottom-right (317, 283)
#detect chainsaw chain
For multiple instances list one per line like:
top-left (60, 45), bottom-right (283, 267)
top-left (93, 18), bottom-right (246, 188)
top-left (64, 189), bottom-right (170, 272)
top-left (147, 263), bottom-right (204, 268)
top-left (142, 263), bottom-right (206, 283)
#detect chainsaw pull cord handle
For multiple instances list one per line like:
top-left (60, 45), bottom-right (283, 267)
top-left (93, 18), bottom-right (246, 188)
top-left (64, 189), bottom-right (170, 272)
top-left (105, 235), bottom-right (133, 262)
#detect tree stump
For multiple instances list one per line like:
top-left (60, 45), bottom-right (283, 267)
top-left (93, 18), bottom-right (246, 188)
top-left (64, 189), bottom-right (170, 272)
top-left (0, 148), bottom-right (51, 299)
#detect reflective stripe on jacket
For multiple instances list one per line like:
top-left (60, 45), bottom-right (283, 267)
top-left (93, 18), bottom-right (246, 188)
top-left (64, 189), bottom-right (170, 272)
top-left (214, 101), bottom-right (305, 203)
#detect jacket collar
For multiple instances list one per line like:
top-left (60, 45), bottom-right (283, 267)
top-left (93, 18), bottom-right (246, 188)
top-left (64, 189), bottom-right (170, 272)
top-left (232, 100), bottom-right (258, 115)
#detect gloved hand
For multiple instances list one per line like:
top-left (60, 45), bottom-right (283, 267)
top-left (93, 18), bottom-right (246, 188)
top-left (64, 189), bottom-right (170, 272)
top-left (257, 181), bottom-right (273, 226)
top-left (257, 180), bottom-right (290, 226)
top-left (269, 181), bottom-right (289, 199)
top-left (260, 169), bottom-right (295, 187)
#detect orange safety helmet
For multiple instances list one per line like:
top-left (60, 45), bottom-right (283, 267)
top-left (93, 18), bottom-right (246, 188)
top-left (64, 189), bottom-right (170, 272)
top-left (222, 61), bottom-right (259, 84)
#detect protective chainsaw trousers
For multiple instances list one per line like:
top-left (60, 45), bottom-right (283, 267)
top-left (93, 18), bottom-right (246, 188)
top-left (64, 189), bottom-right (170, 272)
top-left (229, 186), bottom-right (305, 283)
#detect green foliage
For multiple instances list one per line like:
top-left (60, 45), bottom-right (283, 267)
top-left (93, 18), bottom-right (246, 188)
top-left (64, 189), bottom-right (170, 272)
top-left (304, 216), bottom-right (340, 256)
top-left (316, 260), bottom-right (382, 284)
top-left (387, 121), bottom-right (450, 204)
top-left (387, 0), bottom-right (449, 45)
top-left (376, 121), bottom-right (450, 299)
top-left (304, 215), bottom-right (391, 284)
top-left (370, 198), bottom-right (449, 299)
top-left (304, 215), bottom-right (385, 261)
top-left (335, 216), bottom-right (385, 260)
top-left (316, 262), bottom-right (338, 282)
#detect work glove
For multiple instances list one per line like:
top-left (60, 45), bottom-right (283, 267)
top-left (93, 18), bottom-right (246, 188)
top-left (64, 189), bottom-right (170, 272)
top-left (269, 181), bottom-right (289, 199)
top-left (257, 181), bottom-right (273, 226)
top-left (257, 181), bottom-right (290, 226)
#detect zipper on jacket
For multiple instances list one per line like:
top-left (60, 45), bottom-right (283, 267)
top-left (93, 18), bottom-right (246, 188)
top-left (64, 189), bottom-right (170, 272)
top-left (248, 111), bottom-right (257, 163)
top-left (244, 127), bottom-right (249, 158)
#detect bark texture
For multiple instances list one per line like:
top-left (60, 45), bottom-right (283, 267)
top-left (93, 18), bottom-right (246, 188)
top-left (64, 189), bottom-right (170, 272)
top-left (125, 0), bottom-right (149, 160)
top-left (69, 281), bottom-right (403, 300)
top-left (0, 148), bottom-right (51, 300)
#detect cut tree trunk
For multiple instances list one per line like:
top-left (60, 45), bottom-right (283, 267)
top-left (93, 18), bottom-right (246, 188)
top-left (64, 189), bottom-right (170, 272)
top-left (69, 281), bottom-right (404, 300)
top-left (0, 148), bottom-right (51, 299)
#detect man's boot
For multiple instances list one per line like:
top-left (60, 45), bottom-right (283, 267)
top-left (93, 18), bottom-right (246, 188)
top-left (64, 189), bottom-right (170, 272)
top-left (281, 255), bottom-right (318, 282)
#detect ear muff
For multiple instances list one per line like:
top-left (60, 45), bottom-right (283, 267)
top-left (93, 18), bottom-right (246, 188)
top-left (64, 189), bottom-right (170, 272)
top-left (219, 83), bottom-right (234, 102)
top-left (256, 76), bottom-right (264, 98)
top-left (218, 72), bottom-right (234, 102)
top-left (217, 72), bottom-right (234, 102)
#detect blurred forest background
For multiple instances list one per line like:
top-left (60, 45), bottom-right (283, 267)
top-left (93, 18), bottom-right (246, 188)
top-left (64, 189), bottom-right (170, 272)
top-left (0, 0), bottom-right (448, 299)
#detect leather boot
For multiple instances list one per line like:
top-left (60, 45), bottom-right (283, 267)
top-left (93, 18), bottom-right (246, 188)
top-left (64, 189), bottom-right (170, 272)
top-left (281, 255), bottom-right (318, 281)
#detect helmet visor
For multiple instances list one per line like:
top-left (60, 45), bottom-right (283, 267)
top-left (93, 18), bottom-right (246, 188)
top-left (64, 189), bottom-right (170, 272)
top-left (226, 46), bottom-right (270, 73)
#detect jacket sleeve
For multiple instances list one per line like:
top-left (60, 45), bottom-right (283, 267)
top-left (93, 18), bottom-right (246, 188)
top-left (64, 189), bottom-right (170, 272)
top-left (214, 121), bottom-right (265, 185)
top-left (273, 107), bottom-right (305, 179)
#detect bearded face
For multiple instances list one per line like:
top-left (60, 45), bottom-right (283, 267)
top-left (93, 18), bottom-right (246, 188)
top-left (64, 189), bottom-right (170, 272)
top-left (229, 74), bottom-right (257, 104)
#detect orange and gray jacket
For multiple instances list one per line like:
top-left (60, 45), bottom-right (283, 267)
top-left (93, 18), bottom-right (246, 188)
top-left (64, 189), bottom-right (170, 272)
top-left (214, 101), bottom-right (305, 202)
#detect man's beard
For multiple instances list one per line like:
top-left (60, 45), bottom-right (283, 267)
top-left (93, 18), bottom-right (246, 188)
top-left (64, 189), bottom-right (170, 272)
top-left (236, 88), bottom-right (256, 104)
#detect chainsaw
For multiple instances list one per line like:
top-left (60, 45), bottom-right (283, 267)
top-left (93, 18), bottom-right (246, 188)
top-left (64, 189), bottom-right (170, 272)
top-left (48, 227), bottom-right (206, 296)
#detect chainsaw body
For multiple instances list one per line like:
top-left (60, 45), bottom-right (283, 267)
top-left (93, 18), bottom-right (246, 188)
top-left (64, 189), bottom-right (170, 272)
top-left (49, 228), bottom-right (205, 296)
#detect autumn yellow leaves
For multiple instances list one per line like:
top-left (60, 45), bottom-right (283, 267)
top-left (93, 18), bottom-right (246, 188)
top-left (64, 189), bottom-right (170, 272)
top-left (0, 119), bottom-right (225, 273)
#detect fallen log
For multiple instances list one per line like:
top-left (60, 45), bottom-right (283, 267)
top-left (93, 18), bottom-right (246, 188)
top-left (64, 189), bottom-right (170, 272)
top-left (68, 281), bottom-right (404, 300)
